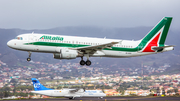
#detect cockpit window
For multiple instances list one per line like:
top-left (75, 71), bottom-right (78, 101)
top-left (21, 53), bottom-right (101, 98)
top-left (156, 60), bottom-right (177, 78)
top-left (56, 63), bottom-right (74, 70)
top-left (16, 37), bottom-right (23, 40)
top-left (100, 91), bottom-right (103, 93)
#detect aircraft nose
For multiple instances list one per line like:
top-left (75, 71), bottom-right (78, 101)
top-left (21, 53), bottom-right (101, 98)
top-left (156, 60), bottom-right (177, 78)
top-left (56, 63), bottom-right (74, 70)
top-left (7, 40), bottom-right (14, 48)
top-left (7, 40), bottom-right (11, 47)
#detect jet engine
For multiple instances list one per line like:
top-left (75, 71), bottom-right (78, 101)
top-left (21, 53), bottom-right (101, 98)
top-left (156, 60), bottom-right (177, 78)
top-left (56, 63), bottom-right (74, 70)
top-left (53, 49), bottom-right (78, 59)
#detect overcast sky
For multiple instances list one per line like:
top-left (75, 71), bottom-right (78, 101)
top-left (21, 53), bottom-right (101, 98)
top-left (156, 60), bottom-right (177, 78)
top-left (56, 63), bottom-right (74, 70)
top-left (0, 0), bottom-right (179, 30)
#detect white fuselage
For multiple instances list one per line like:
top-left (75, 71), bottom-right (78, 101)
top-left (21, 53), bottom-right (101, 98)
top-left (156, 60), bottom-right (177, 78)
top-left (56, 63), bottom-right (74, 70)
top-left (7, 33), bottom-right (173, 58)
top-left (31, 89), bottom-right (106, 98)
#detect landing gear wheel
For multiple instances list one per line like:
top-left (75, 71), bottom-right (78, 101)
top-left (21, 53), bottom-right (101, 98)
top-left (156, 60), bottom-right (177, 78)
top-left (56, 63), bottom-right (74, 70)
top-left (86, 60), bottom-right (91, 66)
top-left (27, 51), bottom-right (32, 62)
top-left (69, 97), bottom-right (73, 100)
top-left (80, 60), bottom-right (86, 66)
top-left (27, 57), bottom-right (31, 61)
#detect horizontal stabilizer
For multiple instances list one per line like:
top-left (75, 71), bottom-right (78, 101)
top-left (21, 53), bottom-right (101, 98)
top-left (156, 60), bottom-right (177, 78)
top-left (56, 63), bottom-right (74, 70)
top-left (152, 45), bottom-right (175, 51)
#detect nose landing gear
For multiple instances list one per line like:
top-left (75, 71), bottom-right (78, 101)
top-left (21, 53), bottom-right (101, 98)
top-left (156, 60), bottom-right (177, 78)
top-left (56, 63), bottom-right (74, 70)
top-left (27, 57), bottom-right (31, 61)
top-left (27, 52), bottom-right (31, 62)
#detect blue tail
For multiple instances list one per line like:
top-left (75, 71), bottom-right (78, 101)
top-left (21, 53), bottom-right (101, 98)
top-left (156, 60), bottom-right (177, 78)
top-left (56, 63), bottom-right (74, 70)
top-left (31, 78), bottom-right (53, 91)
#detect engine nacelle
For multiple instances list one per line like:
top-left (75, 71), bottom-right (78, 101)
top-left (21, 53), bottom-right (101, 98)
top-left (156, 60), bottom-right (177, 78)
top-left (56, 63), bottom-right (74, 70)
top-left (53, 49), bottom-right (78, 59)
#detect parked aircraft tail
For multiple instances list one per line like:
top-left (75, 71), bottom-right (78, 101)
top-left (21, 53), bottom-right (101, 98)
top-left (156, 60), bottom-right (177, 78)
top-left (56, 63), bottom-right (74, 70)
top-left (31, 78), bottom-right (53, 91)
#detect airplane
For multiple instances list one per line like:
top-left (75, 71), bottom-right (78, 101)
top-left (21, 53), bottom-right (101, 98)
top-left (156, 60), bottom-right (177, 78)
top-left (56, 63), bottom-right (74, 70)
top-left (7, 17), bottom-right (174, 66)
top-left (31, 78), bottom-right (106, 99)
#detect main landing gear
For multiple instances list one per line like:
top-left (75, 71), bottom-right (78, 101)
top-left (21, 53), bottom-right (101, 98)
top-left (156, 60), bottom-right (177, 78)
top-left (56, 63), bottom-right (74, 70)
top-left (69, 97), bottom-right (75, 100)
top-left (27, 52), bottom-right (31, 62)
top-left (80, 54), bottom-right (91, 66)
top-left (80, 60), bottom-right (91, 66)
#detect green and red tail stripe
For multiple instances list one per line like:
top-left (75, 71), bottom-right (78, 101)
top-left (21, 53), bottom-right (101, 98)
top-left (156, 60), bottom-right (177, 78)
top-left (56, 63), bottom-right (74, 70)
top-left (139, 17), bottom-right (172, 52)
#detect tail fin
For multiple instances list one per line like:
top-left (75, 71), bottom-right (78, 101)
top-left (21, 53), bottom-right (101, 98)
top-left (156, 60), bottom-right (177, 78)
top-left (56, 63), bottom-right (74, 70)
top-left (139, 17), bottom-right (172, 52)
top-left (31, 78), bottom-right (53, 91)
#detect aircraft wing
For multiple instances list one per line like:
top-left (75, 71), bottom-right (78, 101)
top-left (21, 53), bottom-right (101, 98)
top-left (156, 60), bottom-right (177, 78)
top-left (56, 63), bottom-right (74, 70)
top-left (68, 89), bottom-right (79, 93)
top-left (68, 88), bottom-right (84, 93)
top-left (72, 42), bottom-right (119, 51)
top-left (152, 45), bottom-right (175, 51)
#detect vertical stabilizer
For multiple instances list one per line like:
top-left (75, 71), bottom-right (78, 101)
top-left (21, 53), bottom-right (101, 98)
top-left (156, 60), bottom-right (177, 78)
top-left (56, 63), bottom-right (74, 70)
top-left (31, 78), bottom-right (53, 91)
top-left (139, 17), bottom-right (172, 52)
